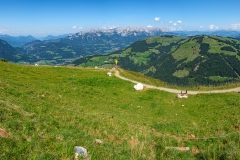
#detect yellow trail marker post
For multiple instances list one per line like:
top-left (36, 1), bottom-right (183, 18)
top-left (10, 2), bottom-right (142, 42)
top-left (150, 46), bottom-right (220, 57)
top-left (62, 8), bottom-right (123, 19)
top-left (115, 59), bottom-right (118, 68)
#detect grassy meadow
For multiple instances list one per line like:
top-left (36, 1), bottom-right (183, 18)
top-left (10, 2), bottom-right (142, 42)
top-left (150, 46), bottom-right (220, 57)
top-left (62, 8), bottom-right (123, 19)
top-left (0, 61), bottom-right (240, 159)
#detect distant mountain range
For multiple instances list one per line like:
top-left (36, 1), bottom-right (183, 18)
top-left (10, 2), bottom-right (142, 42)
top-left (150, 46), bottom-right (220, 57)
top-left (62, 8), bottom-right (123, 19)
top-left (41, 34), bottom-right (71, 41)
top-left (0, 27), bottom-right (168, 65)
top-left (1, 27), bottom-right (240, 66)
top-left (23, 27), bottom-right (168, 59)
top-left (72, 35), bottom-right (240, 86)
top-left (173, 30), bottom-right (240, 38)
top-left (0, 34), bottom-right (72, 47)
top-left (0, 35), bottom-right (37, 47)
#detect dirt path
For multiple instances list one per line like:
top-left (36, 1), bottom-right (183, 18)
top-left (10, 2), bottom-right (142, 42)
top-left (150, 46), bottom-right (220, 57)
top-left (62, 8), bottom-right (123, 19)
top-left (113, 69), bottom-right (240, 94)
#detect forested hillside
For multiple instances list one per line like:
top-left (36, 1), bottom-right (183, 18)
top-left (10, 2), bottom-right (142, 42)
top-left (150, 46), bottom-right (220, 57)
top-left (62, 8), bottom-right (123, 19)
top-left (0, 40), bottom-right (27, 62)
top-left (72, 35), bottom-right (240, 86)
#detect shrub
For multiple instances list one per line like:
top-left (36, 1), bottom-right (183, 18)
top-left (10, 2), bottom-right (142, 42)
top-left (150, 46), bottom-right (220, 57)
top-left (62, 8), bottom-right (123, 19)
top-left (0, 58), bottom-right (8, 62)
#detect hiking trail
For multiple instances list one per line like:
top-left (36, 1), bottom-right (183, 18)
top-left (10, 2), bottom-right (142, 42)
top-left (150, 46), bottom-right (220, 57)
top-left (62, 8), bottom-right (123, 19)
top-left (113, 69), bottom-right (240, 94)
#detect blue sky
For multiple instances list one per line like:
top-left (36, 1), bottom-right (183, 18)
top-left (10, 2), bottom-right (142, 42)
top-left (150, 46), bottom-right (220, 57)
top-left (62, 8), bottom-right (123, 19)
top-left (1, 0), bottom-right (240, 37)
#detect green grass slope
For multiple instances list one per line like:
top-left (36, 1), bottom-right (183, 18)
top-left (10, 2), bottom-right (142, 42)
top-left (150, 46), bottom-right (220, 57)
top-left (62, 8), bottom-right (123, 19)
top-left (72, 35), bottom-right (240, 86)
top-left (0, 62), bottom-right (240, 159)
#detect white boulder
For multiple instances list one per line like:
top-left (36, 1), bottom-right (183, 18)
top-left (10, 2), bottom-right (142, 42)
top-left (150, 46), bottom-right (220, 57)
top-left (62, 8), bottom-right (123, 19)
top-left (74, 146), bottom-right (88, 158)
top-left (134, 83), bottom-right (144, 90)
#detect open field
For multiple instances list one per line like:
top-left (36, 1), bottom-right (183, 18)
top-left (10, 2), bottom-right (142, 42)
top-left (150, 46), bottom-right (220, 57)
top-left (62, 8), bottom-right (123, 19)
top-left (172, 38), bottom-right (200, 62)
top-left (0, 62), bottom-right (239, 159)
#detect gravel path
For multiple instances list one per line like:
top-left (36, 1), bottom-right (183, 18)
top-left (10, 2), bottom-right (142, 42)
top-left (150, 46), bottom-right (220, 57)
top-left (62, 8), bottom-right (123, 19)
top-left (114, 69), bottom-right (240, 94)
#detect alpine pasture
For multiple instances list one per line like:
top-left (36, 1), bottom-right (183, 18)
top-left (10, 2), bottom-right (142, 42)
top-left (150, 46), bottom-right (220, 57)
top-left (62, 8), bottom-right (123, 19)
top-left (0, 62), bottom-right (239, 159)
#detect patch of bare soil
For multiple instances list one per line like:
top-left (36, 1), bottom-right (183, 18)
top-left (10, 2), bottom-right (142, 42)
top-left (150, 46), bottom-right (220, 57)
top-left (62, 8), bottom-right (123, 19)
top-left (0, 128), bottom-right (10, 138)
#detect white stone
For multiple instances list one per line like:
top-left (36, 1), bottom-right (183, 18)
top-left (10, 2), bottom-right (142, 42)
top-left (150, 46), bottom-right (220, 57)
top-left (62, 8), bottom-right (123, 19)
top-left (74, 146), bottom-right (88, 158)
top-left (177, 94), bottom-right (188, 98)
top-left (96, 139), bottom-right (103, 144)
top-left (134, 83), bottom-right (144, 90)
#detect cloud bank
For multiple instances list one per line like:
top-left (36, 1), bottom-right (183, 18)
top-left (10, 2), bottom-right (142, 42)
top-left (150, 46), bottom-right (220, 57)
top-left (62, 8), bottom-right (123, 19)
top-left (231, 24), bottom-right (240, 30)
top-left (209, 24), bottom-right (219, 30)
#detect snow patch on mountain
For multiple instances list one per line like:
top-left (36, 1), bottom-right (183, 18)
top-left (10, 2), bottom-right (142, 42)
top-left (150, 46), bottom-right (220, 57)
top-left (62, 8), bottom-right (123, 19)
top-left (67, 26), bottom-right (169, 39)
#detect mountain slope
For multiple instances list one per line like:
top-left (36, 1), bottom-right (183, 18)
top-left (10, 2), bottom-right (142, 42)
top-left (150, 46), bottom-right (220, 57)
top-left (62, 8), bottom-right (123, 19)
top-left (0, 39), bottom-right (25, 62)
top-left (17, 27), bottom-right (167, 64)
top-left (72, 35), bottom-right (240, 86)
top-left (2, 28), bottom-right (240, 66)
top-left (0, 35), bottom-right (37, 47)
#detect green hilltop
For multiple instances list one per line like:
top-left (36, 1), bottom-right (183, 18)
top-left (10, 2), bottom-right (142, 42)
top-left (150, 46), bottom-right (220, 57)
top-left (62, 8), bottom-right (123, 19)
top-left (0, 62), bottom-right (240, 159)
top-left (72, 35), bottom-right (240, 86)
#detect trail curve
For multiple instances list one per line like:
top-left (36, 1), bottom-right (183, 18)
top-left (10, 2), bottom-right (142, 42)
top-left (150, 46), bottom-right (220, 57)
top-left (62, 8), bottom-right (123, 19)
top-left (114, 69), bottom-right (240, 95)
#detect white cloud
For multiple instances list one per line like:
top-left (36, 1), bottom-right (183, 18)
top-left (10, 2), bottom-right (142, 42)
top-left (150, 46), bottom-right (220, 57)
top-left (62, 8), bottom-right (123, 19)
top-left (209, 25), bottom-right (215, 29)
top-left (200, 26), bottom-right (203, 28)
top-left (169, 21), bottom-right (172, 23)
top-left (231, 24), bottom-right (240, 30)
top-left (147, 25), bottom-right (153, 28)
top-left (209, 24), bottom-right (218, 30)
top-left (0, 28), bottom-right (7, 34)
top-left (154, 17), bottom-right (160, 21)
top-left (177, 20), bottom-right (182, 24)
top-left (72, 26), bottom-right (77, 29)
top-left (79, 27), bottom-right (83, 30)
top-left (173, 23), bottom-right (177, 26)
